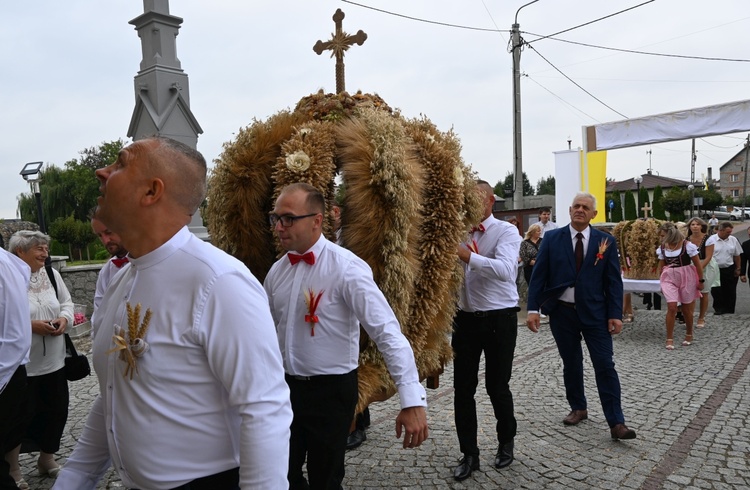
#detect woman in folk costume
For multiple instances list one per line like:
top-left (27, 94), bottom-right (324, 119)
top-left (685, 217), bottom-right (718, 328)
top-left (656, 222), bottom-right (704, 350)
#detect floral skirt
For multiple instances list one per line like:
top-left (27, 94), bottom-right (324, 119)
top-left (660, 265), bottom-right (701, 304)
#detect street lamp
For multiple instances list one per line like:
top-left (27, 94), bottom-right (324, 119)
top-left (634, 175), bottom-right (643, 215)
top-left (20, 161), bottom-right (46, 233)
top-left (688, 184), bottom-right (694, 218)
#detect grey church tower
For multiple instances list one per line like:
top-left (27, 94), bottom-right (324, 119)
top-left (127, 0), bottom-right (207, 239)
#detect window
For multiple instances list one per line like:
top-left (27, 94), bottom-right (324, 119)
top-left (731, 174), bottom-right (740, 182)
top-left (732, 189), bottom-right (740, 198)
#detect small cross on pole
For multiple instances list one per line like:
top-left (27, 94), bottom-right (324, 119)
top-left (641, 202), bottom-right (652, 219)
top-left (313, 9), bottom-right (367, 94)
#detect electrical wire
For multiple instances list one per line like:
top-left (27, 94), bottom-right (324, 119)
top-left (527, 44), bottom-right (628, 118)
top-left (525, 0), bottom-right (655, 45)
top-left (523, 32), bottom-right (750, 63)
top-left (340, 0), bottom-right (502, 32)
top-left (525, 75), bottom-right (602, 122)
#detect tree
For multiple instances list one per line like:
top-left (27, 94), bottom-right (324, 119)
top-left (696, 188), bottom-right (722, 211)
top-left (662, 187), bottom-right (690, 222)
top-left (638, 187), bottom-right (649, 213)
top-left (652, 186), bottom-right (667, 220)
top-left (624, 191), bottom-right (637, 220)
top-left (49, 215), bottom-right (96, 261)
top-left (610, 191), bottom-right (623, 222)
top-left (17, 139), bottom-right (126, 225)
top-left (536, 175), bottom-right (555, 195)
top-left (501, 172), bottom-right (534, 197)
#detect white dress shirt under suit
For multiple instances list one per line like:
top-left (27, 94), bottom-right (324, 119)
top-left (53, 227), bottom-right (292, 490)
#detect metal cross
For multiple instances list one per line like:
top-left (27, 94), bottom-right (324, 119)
top-left (313, 9), bottom-right (367, 94)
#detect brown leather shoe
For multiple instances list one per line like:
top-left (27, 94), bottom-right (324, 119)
top-left (610, 423), bottom-right (636, 440)
top-left (562, 409), bottom-right (588, 426)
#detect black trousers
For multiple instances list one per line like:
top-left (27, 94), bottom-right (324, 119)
top-left (0, 366), bottom-right (27, 490)
top-left (712, 266), bottom-right (739, 314)
top-left (452, 309), bottom-right (518, 457)
top-left (23, 367), bottom-right (68, 454)
top-left (286, 370), bottom-right (358, 490)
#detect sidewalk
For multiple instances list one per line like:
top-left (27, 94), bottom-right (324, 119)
top-left (18, 308), bottom-right (750, 489)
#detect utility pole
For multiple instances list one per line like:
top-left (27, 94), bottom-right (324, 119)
top-left (510, 1), bottom-right (538, 210)
top-left (690, 138), bottom-right (696, 218)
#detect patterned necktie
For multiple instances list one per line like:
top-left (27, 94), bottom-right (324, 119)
top-left (112, 256), bottom-right (129, 268)
top-left (288, 251), bottom-right (315, 266)
top-left (575, 233), bottom-right (584, 273)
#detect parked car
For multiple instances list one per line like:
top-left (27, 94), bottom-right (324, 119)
top-left (730, 207), bottom-right (750, 220)
top-left (702, 207), bottom-right (733, 221)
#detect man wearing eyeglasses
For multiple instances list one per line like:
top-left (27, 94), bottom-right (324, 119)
top-left (264, 182), bottom-right (429, 490)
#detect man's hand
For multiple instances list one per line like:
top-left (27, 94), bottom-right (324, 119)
top-left (456, 244), bottom-right (471, 264)
top-left (608, 319), bottom-right (622, 335)
top-left (526, 313), bottom-right (541, 333)
top-left (395, 406), bottom-right (428, 449)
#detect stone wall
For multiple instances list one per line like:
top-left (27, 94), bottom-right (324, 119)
top-left (59, 263), bottom-right (102, 316)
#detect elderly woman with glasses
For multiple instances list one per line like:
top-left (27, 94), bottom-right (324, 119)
top-left (4, 230), bottom-right (73, 488)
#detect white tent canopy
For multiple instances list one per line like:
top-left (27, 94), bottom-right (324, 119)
top-left (585, 99), bottom-right (750, 152)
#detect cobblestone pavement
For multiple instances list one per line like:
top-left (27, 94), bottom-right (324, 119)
top-left (18, 307), bottom-right (750, 489)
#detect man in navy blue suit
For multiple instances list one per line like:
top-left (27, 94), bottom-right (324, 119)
top-left (526, 192), bottom-right (636, 440)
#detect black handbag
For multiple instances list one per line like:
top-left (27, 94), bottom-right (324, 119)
top-left (64, 333), bottom-right (91, 381)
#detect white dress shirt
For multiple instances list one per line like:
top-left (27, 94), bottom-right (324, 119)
top-left (54, 227), bottom-right (292, 490)
top-left (540, 220), bottom-right (558, 237)
top-left (264, 235), bottom-right (427, 409)
top-left (26, 267), bottom-right (74, 377)
top-left (458, 216), bottom-right (521, 312)
top-left (0, 248), bottom-right (31, 392)
top-left (93, 258), bottom-right (128, 314)
top-left (706, 234), bottom-right (742, 267)
top-left (558, 225), bottom-right (590, 303)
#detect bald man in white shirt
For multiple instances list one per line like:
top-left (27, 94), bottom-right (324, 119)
top-left (0, 247), bottom-right (32, 489)
top-left (264, 183), bottom-right (428, 490)
top-left (54, 137), bottom-right (292, 490)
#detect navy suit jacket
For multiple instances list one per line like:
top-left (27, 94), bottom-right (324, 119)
top-left (527, 225), bottom-right (623, 325)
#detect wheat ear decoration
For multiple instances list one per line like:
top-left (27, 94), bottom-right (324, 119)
top-left (137, 309), bottom-right (153, 340)
top-left (126, 302), bottom-right (137, 341)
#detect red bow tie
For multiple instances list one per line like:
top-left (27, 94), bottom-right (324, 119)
top-left (288, 251), bottom-right (315, 266)
top-left (471, 224), bottom-right (485, 233)
top-left (112, 256), bottom-right (129, 268)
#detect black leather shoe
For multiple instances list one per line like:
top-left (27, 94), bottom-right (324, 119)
top-left (453, 454), bottom-right (479, 481)
top-left (494, 441), bottom-right (514, 469)
top-left (346, 429), bottom-right (366, 450)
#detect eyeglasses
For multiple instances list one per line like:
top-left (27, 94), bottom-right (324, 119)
top-left (269, 213), bottom-right (318, 228)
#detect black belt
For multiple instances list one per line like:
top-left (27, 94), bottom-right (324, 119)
top-left (134, 467), bottom-right (239, 490)
top-left (285, 369), bottom-right (356, 382)
top-left (460, 307), bottom-right (520, 318)
top-left (558, 301), bottom-right (576, 309)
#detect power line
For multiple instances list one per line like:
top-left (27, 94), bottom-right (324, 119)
top-left (526, 44), bottom-right (628, 119)
top-left (525, 0), bottom-right (655, 45)
top-left (340, 0), bottom-right (502, 32)
top-left (525, 74), bottom-right (602, 122)
top-left (523, 32), bottom-right (750, 63)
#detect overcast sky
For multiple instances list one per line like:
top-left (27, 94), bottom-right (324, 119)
top-left (2, 0), bottom-right (749, 219)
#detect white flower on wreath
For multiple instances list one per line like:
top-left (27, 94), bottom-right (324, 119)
top-left (286, 150), bottom-right (311, 172)
top-left (299, 127), bottom-right (312, 136)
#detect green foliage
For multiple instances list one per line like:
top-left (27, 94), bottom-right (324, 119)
top-left (500, 171), bottom-right (534, 197)
top-left (695, 188), bottom-right (722, 210)
top-left (723, 195), bottom-right (736, 206)
top-left (652, 186), bottom-right (667, 220)
top-left (662, 187), bottom-right (690, 222)
top-left (610, 191), bottom-right (623, 222)
top-left (17, 139), bottom-right (126, 225)
top-left (623, 191), bottom-right (637, 220)
top-left (536, 175), bottom-right (555, 195)
top-left (49, 215), bottom-right (96, 261)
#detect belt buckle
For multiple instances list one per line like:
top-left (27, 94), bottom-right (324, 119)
top-left (473, 310), bottom-right (488, 318)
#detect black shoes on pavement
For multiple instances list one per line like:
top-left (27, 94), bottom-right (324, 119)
top-left (453, 454), bottom-right (480, 481)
